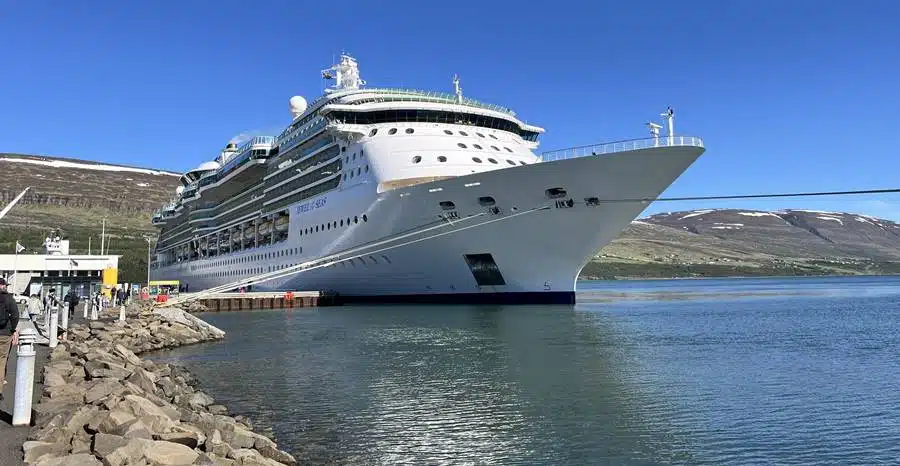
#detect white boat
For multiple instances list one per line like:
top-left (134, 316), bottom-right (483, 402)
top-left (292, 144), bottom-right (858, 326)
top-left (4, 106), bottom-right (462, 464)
top-left (149, 54), bottom-right (705, 304)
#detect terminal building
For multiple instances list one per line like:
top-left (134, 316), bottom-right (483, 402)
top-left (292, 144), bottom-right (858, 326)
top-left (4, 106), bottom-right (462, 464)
top-left (0, 231), bottom-right (120, 299)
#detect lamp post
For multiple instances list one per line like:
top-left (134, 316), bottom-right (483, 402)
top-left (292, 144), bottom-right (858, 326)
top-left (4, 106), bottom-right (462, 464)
top-left (145, 237), bottom-right (152, 287)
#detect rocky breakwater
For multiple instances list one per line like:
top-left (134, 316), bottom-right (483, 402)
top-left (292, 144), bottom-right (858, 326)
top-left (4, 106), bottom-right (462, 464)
top-left (23, 309), bottom-right (297, 466)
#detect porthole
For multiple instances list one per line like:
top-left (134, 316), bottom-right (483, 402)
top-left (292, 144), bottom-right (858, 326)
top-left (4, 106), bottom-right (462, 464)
top-left (460, 131), bottom-right (469, 136)
top-left (437, 156), bottom-right (447, 162)
top-left (363, 214), bottom-right (368, 222)
top-left (473, 144), bottom-right (483, 150)
top-left (352, 153), bottom-right (356, 160)
top-left (354, 216), bottom-right (358, 224)
top-left (476, 132), bottom-right (485, 138)
top-left (356, 167), bottom-right (361, 175)
top-left (412, 156), bottom-right (422, 163)
top-left (327, 223), bottom-right (331, 230)
top-left (340, 219), bottom-right (344, 226)
top-left (347, 217), bottom-right (351, 225)
top-left (488, 158), bottom-right (498, 164)
top-left (388, 128), bottom-right (398, 135)
top-left (369, 129), bottom-right (378, 136)
top-left (472, 157), bottom-right (483, 163)
top-left (506, 160), bottom-right (516, 165)
top-left (489, 134), bottom-right (498, 139)
top-left (444, 129), bottom-right (453, 135)
top-left (405, 128), bottom-right (414, 134)
top-left (519, 161), bottom-right (527, 165)
top-left (341, 146), bottom-right (347, 153)
top-left (457, 143), bottom-right (467, 149)
top-left (504, 147), bottom-right (513, 152)
top-left (365, 165), bottom-right (369, 172)
top-left (491, 146), bottom-right (500, 151)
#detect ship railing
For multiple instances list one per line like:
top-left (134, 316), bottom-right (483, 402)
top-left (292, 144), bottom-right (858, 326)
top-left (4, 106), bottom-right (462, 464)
top-left (539, 135), bottom-right (704, 162)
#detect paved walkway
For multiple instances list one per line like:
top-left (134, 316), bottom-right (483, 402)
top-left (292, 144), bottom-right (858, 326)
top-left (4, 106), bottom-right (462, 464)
top-left (0, 303), bottom-right (86, 466)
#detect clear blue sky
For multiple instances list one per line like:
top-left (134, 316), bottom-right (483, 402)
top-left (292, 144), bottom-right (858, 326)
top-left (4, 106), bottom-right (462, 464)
top-left (2, 1), bottom-right (899, 219)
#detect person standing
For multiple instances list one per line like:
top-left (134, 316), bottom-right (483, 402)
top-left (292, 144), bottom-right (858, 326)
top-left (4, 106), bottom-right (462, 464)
top-left (0, 277), bottom-right (20, 400)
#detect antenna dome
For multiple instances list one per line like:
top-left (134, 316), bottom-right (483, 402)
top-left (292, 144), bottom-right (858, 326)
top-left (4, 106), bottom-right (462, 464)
top-left (290, 96), bottom-right (307, 118)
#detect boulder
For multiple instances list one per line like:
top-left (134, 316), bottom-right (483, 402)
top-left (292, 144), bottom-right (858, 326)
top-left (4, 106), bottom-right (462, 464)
top-left (187, 391), bottom-right (215, 410)
top-left (102, 438), bottom-right (154, 466)
top-left (143, 440), bottom-right (200, 465)
top-left (154, 431), bottom-right (200, 449)
top-left (34, 453), bottom-right (103, 466)
top-left (22, 440), bottom-right (70, 464)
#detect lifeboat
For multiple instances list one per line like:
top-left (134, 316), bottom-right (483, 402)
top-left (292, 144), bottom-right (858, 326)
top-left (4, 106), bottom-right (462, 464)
top-left (274, 216), bottom-right (289, 232)
top-left (232, 232), bottom-right (242, 244)
top-left (259, 221), bottom-right (273, 235)
top-left (244, 228), bottom-right (256, 240)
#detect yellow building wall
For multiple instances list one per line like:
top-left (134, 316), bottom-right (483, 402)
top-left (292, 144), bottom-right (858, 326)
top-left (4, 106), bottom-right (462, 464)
top-left (102, 267), bottom-right (118, 297)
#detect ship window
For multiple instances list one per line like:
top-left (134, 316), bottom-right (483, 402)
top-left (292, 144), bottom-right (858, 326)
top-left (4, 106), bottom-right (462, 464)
top-left (520, 161), bottom-right (527, 165)
top-left (360, 150), bottom-right (364, 158)
top-left (473, 144), bottom-right (483, 150)
top-left (476, 132), bottom-right (485, 138)
top-left (444, 130), bottom-right (453, 135)
top-left (479, 196), bottom-right (496, 207)
top-left (365, 165), bottom-right (369, 172)
top-left (369, 129), bottom-right (377, 136)
top-left (491, 146), bottom-right (500, 151)
top-left (459, 131), bottom-right (469, 136)
top-left (352, 153), bottom-right (356, 160)
top-left (457, 143), bottom-right (467, 149)
top-left (488, 158), bottom-right (498, 164)
top-left (388, 128), bottom-right (397, 135)
top-left (438, 156), bottom-right (447, 162)
top-left (412, 156), bottom-right (422, 164)
top-left (347, 217), bottom-right (351, 225)
top-left (472, 157), bottom-right (482, 163)
top-left (363, 214), bottom-right (368, 222)
top-left (507, 159), bottom-right (515, 165)
top-left (545, 187), bottom-right (567, 199)
top-left (354, 216), bottom-right (358, 224)
top-left (489, 134), bottom-right (498, 139)
top-left (504, 147), bottom-right (513, 152)
top-left (315, 225), bottom-right (319, 232)
top-left (356, 168), bottom-right (361, 175)
top-left (327, 223), bottom-right (331, 230)
top-left (405, 128), bottom-right (414, 134)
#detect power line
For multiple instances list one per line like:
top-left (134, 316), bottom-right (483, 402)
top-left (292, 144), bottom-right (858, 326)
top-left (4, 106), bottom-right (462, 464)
top-left (594, 188), bottom-right (900, 204)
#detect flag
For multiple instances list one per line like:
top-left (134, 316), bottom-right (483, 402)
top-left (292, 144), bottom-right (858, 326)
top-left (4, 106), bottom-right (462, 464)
top-left (15, 241), bottom-right (24, 253)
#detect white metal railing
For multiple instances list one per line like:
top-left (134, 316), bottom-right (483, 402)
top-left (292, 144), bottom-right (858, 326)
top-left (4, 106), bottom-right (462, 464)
top-left (540, 136), bottom-right (704, 162)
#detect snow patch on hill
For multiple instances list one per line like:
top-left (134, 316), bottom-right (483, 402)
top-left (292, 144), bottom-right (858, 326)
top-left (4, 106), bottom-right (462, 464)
top-left (0, 156), bottom-right (180, 177)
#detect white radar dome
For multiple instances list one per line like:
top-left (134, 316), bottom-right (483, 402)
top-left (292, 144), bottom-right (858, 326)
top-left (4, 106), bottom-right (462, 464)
top-left (290, 96), bottom-right (307, 118)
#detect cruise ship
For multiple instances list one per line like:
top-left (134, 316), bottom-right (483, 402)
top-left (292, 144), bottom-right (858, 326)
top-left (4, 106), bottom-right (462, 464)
top-left (150, 54), bottom-right (705, 304)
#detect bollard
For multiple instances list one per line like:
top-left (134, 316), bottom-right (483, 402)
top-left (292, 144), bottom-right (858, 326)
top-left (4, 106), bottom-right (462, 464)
top-left (90, 296), bottom-right (99, 321)
top-left (12, 327), bottom-right (38, 426)
top-left (48, 305), bottom-right (58, 348)
top-left (83, 300), bottom-right (88, 319)
top-left (60, 304), bottom-right (69, 339)
top-left (119, 304), bottom-right (125, 322)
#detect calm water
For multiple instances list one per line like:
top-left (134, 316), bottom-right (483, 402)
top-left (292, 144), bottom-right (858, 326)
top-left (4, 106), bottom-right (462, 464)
top-left (154, 276), bottom-right (900, 465)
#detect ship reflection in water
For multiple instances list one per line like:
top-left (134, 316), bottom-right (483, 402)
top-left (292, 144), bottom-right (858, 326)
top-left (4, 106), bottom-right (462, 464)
top-left (153, 276), bottom-right (900, 465)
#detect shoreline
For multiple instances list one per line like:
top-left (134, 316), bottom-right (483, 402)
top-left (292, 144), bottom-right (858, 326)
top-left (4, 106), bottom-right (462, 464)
top-left (22, 303), bottom-right (296, 466)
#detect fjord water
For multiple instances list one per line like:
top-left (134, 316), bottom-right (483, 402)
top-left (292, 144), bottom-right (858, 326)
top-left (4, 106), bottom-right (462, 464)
top-left (154, 276), bottom-right (900, 465)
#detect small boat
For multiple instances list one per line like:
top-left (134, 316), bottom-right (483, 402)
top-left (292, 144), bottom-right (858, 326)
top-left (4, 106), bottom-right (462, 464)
top-left (274, 216), bottom-right (289, 232)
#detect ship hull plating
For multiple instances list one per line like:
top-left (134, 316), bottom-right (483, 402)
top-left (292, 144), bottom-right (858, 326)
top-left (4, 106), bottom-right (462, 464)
top-left (151, 145), bottom-right (703, 303)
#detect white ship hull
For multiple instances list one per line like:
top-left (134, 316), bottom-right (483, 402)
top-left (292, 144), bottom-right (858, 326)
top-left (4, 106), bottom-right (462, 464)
top-left (151, 144), bottom-right (702, 304)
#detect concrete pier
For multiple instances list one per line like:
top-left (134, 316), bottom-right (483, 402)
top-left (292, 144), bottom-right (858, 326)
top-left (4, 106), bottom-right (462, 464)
top-left (187, 290), bottom-right (337, 312)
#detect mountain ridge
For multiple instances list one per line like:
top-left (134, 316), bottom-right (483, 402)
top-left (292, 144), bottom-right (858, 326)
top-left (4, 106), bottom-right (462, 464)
top-left (3, 152), bottom-right (899, 281)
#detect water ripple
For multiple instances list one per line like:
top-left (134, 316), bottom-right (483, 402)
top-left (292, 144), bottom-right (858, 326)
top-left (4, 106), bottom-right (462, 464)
top-left (151, 277), bottom-right (900, 465)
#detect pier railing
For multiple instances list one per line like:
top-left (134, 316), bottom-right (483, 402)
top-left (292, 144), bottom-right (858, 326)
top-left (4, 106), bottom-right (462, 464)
top-left (540, 136), bottom-right (704, 162)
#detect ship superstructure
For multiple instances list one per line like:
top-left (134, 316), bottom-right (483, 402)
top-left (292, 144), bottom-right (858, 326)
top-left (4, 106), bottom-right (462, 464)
top-left (150, 54), bottom-right (705, 303)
